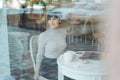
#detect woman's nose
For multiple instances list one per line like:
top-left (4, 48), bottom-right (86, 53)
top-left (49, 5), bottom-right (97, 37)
top-left (50, 20), bottom-right (55, 23)
top-left (50, 18), bottom-right (55, 21)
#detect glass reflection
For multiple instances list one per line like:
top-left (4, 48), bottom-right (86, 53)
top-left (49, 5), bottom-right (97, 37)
top-left (5, 0), bottom-right (107, 79)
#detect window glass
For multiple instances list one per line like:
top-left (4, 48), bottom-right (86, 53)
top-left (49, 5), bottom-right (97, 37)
top-left (3, 0), bottom-right (107, 79)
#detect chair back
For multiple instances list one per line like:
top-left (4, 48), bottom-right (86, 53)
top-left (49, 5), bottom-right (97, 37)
top-left (29, 35), bottom-right (39, 71)
top-left (29, 35), bottom-right (49, 80)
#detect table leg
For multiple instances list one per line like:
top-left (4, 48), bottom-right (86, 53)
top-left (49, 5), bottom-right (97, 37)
top-left (58, 69), bottom-right (64, 80)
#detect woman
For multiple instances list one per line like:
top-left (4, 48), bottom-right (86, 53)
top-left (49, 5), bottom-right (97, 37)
top-left (34, 13), bottom-right (68, 80)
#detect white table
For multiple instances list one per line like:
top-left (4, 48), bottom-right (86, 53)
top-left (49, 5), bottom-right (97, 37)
top-left (57, 53), bottom-right (107, 80)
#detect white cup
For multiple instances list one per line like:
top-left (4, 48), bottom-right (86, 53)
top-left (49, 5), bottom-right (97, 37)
top-left (63, 51), bottom-right (76, 64)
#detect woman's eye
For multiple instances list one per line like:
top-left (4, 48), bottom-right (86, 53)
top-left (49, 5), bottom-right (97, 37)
top-left (53, 18), bottom-right (59, 20)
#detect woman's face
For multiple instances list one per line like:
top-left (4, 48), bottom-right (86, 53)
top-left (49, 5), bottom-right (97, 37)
top-left (48, 16), bottom-right (61, 28)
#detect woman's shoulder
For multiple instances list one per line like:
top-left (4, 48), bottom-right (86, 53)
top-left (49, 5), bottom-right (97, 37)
top-left (38, 29), bottom-right (50, 38)
top-left (38, 32), bottom-right (46, 38)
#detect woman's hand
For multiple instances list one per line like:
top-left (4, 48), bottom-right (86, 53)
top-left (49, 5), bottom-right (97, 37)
top-left (34, 70), bottom-right (39, 80)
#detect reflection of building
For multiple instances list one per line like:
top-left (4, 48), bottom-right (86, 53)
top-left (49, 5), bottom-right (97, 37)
top-left (7, 9), bottom-right (46, 31)
top-left (7, 0), bottom-right (21, 9)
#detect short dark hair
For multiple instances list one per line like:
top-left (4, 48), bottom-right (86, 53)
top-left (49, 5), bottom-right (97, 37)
top-left (47, 9), bottom-right (62, 20)
top-left (47, 15), bottom-right (60, 20)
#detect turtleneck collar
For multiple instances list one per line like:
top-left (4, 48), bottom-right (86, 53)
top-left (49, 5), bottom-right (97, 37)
top-left (45, 27), bottom-right (66, 36)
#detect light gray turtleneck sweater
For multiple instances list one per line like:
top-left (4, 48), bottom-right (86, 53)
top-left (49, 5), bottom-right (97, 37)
top-left (36, 27), bottom-right (67, 70)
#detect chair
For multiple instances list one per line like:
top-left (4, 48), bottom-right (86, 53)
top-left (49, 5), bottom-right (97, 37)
top-left (90, 14), bottom-right (105, 51)
top-left (67, 12), bottom-right (90, 45)
top-left (8, 32), bottom-right (30, 56)
top-left (8, 33), bottom-right (24, 77)
top-left (93, 30), bottom-right (105, 51)
top-left (29, 35), bottom-right (48, 80)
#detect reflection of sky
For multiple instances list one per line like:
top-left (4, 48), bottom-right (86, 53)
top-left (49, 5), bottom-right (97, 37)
top-left (7, 9), bottom-right (45, 14)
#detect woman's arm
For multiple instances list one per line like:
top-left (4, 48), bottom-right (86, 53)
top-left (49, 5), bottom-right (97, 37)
top-left (34, 34), bottom-right (46, 79)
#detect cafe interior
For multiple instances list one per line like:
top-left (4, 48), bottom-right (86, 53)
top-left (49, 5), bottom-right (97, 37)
top-left (0, 0), bottom-right (108, 80)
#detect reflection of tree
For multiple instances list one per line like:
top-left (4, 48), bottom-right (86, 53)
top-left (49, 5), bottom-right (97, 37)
top-left (7, 0), bottom-right (26, 9)
top-left (47, 0), bottom-right (61, 5)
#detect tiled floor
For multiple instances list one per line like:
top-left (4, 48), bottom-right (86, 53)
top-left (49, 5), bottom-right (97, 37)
top-left (8, 26), bottom-right (100, 80)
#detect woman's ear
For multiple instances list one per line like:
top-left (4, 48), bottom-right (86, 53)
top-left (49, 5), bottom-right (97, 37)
top-left (59, 20), bottom-right (62, 24)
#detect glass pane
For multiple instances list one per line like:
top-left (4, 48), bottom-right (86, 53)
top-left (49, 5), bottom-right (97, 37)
top-left (6, 0), bottom-right (107, 80)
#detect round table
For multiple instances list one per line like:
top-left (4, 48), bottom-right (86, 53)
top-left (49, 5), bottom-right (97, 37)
top-left (57, 51), bottom-right (107, 80)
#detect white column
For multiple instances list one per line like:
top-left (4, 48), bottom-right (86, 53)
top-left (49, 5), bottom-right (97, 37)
top-left (0, 0), bottom-right (14, 80)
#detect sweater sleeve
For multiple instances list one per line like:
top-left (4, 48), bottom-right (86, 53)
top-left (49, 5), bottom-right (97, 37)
top-left (35, 34), bottom-right (46, 73)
